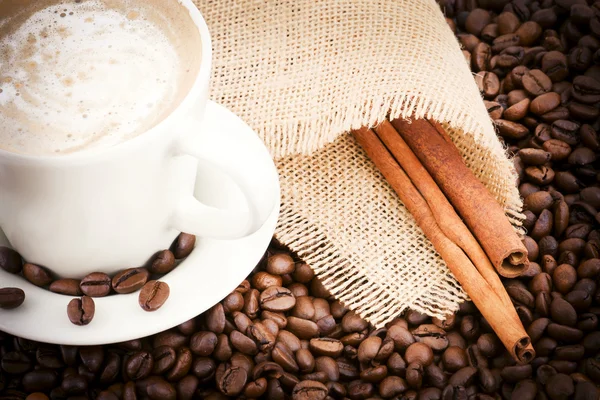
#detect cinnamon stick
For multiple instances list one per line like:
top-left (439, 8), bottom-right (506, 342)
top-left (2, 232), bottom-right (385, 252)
top-left (353, 126), bottom-right (534, 363)
top-left (391, 119), bottom-right (528, 278)
top-left (374, 121), bottom-right (513, 312)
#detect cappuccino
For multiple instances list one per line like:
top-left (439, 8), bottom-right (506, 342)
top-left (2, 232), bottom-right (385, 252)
top-left (0, 0), bottom-right (202, 156)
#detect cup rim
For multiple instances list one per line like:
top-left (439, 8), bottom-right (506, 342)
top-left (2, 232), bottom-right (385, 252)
top-left (0, 0), bottom-right (212, 164)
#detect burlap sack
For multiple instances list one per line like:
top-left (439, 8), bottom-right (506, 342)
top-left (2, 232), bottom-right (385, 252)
top-left (195, 0), bottom-right (525, 326)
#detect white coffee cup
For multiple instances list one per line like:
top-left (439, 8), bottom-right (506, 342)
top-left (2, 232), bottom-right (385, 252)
top-left (0, 0), bottom-right (274, 278)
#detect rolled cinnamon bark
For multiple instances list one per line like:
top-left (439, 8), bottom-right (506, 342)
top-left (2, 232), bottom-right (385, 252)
top-left (391, 119), bottom-right (528, 278)
top-left (353, 126), bottom-right (535, 363)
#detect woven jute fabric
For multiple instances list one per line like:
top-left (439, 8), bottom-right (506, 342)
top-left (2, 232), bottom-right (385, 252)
top-left (195, 0), bottom-right (525, 326)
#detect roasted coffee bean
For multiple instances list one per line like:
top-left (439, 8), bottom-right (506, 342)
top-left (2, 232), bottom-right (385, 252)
top-left (525, 165), bottom-right (555, 186)
top-left (572, 75), bottom-right (600, 104)
top-left (404, 342), bottom-right (433, 366)
top-left (206, 303), bottom-right (226, 334)
top-left (148, 249), bottom-right (176, 274)
top-left (545, 373), bottom-right (574, 400)
top-left (153, 331), bottom-right (188, 349)
top-left (522, 69), bottom-right (552, 96)
top-left (291, 379), bottom-right (328, 400)
top-left (22, 369), bottom-right (58, 393)
top-left (547, 323), bottom-right (583, 342)
top-left (111, 268), bottom-right (149, 294)
top-left (501, 364), bottom-right (532, 382)
top-left (165, 346), bottom-right (192, 381)
top-left (49, 279), bottom-right (83, 296)
top-left (531, 92), bottom-right (561, 116)
top-left (0, 247), bottom-right (22, 274)
top-left (80, 272), bottom-right (111, 297)
top-left (22, 263), bottom-right (52, 287)
top-left (35, 346), bottom-right (63, 370)
top-left (2, 351), bottom-right (32, 374)
top-left (259, 286), bottom-right (296, 312)
top-left (0, 287), bottom-right (25, 309)
top-left (495, 119), bottom-right (529, 139)
top-left (190, 331), bottom-right (218, 356)
top-left (410, 324), bottom-right (447, 352)
top-left (442, 346), bottom-right (468, 372)
top-left (550, 297), bottom-right (578, 326)
top-left (61, 374), bottom-right (88, 395)
top-left (460, 315), bottom-right (480, 341)
top-left (172, 233), bottom-right (195, 259)
top-left (230, 330), bottom-right (258, 356)
top-left (125, 351), bottom-right (153, 380)
top-left (251, 271), bottom-right (282, 291)
top-left (66, 296), bottom-right (95, 326)
top-left (138, 280), bottom-right (169, 311)
top-left (266, 253), bottom-right (295, 276)
top-left (405, 362), bottom-right (424, 389)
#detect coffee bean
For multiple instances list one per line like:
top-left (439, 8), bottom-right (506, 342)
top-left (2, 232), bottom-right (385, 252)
top-left (172, 233), bottom-right (195, 259)
top-left (545, 373), bottom-right (574, 400)
top-left (547, 323), bottom-right (584, 343)
top-left (61, 374), bottom-right (87, 395)
top-left (501, 364), bottom-right (532, 382)
top-left (404, 342), bottom-right (433, 367)
top-left (1, 351), bottom-right (32, 374)
top-left (138, 280), bottom-right (169, 311)
top-left (580, 124), bottom-right (600, 150)
top-left (411, 324), bottom-right (448, 352)
top-left (149, 250), bottom-right (176, 274)
top-left (442, 346), bottom-right (468, 372)
top-left (22, 263), bottom-right (52, 287)
top-left (250, 271), bottom-right (281, 291)
top-left (516, 21), bottom-right (542, 46)
top-left (523, 69), bottom-right (552, 96)
top-left (406, 362), bottom-right (424, 389)
top-left (0, 247), bottom-right (22, 274)
top-left (80, 272), bottom-right (111, 297)
top-left (357, 336), bottom-right (382, 364)
top-left (67, 296), bottom-right (95, 326)
top-left (215, 364), bottom-right (247, 396)
top-left (308, 338), bottom-right (343, 358)
top-left (153, 331), bottom-right (188, 349)
top-left (165, 346), bottom-right (192, 381)
top-left (111, 268), bottom-right (149, 294)
top-left (49, 279), bottom-right (83, 296)
top-left (146, 376), bottom-right (176, 400)
top-left (35, 346), bottom-right (63, 370)
top-left (125, 351), bottom-right (153, 380)
top-left (243, 289), bottom-right (260, 319)
top-left (550, 297), bottom-right (578, 326)
top-left (495, 119), bottom-right (529, 139)
top-left (0, 287), bottom-right (25, 309)
top-left (22, 369), bottom-right (58, 393)
top-left (265, 253), bottom-right (294, 276)
top-left (259, 286), bottom-right (296, 312)
top-left (189, 331), bottom-right (217, 357)
top-left (291, 379), bottom-right (328, 400)
top-left (571, 75), bottom-right (600, 104)
top-left (230, 330), bottom-right (258, 356)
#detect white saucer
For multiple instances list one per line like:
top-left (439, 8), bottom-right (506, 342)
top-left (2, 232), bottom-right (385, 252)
top-left (0, 101), bottom-right (280, 345)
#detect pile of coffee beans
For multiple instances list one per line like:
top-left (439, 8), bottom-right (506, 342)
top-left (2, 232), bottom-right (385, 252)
top-left (0, 234), bottom-right (598, 399)
top-left (1, 0), bottom-right (600, 398)
top-left (0, 233), bottom-right (196, 323)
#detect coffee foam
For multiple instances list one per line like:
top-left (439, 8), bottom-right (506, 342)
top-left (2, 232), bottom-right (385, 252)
top-left (0, 0), bottom-right (201, 156)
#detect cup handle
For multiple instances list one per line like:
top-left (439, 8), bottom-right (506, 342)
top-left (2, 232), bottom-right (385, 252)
top-left (169, 118), bottom-right (266, 239)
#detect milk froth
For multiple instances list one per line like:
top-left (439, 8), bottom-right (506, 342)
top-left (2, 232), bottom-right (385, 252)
top-left (0, 0), bottom-right (201, 156)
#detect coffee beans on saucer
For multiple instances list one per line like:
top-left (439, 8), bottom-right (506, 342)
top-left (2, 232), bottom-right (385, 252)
top-left (0, 287), bottom-right (25, 309)
top-left (67, 296), bottom-right (95, 326)
top-left (139, 281), bottom-right (170, 312)
top-left (1, 233), bottom-right (193, 323)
